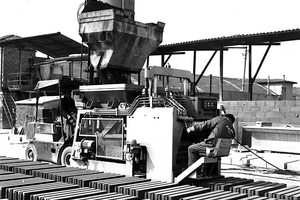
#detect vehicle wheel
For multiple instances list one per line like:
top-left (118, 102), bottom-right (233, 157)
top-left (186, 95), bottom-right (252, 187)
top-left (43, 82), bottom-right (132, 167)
top-left (25, 143), bottom-right (38, 162)
top-left (60, 146), bottom-right (72, 166)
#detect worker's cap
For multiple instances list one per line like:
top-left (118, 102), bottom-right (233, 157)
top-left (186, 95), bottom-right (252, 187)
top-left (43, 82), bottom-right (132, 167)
top-left (225, 114), bottom-right (235, 123)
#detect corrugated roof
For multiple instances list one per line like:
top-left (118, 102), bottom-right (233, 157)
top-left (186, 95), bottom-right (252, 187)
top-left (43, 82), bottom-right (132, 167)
top-left (154, 28), bottom-right (300, 53)
top-left (0, 35), bottom-right (20, 41)
top-left (0, 32), bottom-right (88, 58)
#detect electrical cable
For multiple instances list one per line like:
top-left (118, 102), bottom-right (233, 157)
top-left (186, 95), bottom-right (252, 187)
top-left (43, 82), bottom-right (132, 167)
top-left (226, 126), bottom-right (300, 179)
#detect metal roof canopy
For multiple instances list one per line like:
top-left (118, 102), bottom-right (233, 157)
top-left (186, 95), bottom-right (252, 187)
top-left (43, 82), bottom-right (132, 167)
top-left (151, 28), bottom-right (300, 101)
top-left (0, 32), bottom-right (88, 58)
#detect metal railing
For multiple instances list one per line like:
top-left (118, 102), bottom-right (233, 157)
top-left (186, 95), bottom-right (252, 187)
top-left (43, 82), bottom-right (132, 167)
top-left (7, 72), bottom-right (36, 91)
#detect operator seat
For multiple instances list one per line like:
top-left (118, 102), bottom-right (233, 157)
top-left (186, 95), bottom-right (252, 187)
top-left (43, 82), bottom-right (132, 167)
top-left (200, 138), bottom-right (232, 157)
top-left (175, 138), bottom-right (233, 183)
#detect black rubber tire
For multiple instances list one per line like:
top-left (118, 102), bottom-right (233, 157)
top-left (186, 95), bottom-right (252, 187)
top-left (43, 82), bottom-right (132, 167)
top-left (60, 146), bottom-right (72, 166)
top-left (25, 143), bottom-right (38, 162)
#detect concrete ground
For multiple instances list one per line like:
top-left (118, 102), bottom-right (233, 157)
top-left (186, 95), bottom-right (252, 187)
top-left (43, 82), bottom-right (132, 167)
top-left (222, 147), bottom-right (300, 186)
top-left (1, 129), bottom-right (300, 186)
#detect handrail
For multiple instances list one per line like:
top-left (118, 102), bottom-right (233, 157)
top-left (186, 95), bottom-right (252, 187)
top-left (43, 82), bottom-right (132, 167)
top-left (91, 95), bottom-right (188, 119)
top-left (7, 72), bottom-right (36, 90)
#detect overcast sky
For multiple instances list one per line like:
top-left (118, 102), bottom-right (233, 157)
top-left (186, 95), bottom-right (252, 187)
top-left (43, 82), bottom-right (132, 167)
top-left (1, 0), bottom-right (300, 85)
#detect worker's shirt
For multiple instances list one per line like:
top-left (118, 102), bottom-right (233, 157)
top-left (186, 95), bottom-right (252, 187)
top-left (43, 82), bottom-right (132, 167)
top-left (193, 116), bottom-right (235, 146)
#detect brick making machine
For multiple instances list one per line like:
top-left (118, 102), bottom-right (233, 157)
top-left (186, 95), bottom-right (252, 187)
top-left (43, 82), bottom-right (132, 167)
top-left (1, 2), bottom-right (299, 199)
top-left (18, 0), bottom-right (228, 184)
top-left (69, 0), bottom-right (221, 183)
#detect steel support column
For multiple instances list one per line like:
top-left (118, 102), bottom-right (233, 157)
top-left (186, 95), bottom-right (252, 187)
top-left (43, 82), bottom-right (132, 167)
top-left (248, 45), bottom-right (253, 100)
top-left (192, 51), bottom-right (197, 96)
top-left (219, 47), bottom-right (224, 101)
top-left (161, 54), bottom-right (165, 87)
top-left (18, 45), bottom-right (22, 88)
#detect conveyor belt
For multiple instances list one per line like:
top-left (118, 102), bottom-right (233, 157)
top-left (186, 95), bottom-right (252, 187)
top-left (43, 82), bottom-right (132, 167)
top-left (0, 157), bottom-right (299, 200)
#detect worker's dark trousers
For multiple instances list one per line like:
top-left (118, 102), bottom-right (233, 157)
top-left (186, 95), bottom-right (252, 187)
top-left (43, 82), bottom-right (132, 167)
top-left (188, 143), bottom-right (206, 166)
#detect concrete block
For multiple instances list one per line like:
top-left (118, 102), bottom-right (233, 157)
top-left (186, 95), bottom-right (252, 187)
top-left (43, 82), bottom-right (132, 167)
top-left (275, 101), bottom-right (286, 106)
top-left (271, 106), bottom-right (280, 112)
top-left (261, 106), bottom-right (271, 112)
top-left (246, 101), bottom-right (257, 106)
top-left (291, 106), bottom-right (300, 112)
top-left (248, 117), bottom-right (258, 123)
top-left (285, 101), bottom-right (296, 106)
top-left (289, 117), bottom-right (300, 125)
top-left (230, 110), bottom-right (239, 117)
top-left (250, 106), bottom-right (261, 112)
top-left (285, 112), bottom-right (298, 119)
top-left (245, 112), bottom-right (256, 117)
top-left (265, 112), bottom-right (275, 118)
top-left (240, 116), bottom-right (251, 123)
top-left (270, 117), bottom-right (280, 124)
top-left (265, 101), bottom-right (275, 106)
top-left (237, 101), bottom-right (247, 107)
top-left (223, 105), bottom-right (235, 111)
top-left (228, 101), bottom-right (238, 106)
top-left (256, 101), bottom-right (266, 106)
top-left (280, 106), bottom-right (291, 112)
top-left (256, 112), bottom-right (266, 118)
top-left (279, 117), bottom-right (290, 124)
top-left (273, 111), bottom-right (284, 118)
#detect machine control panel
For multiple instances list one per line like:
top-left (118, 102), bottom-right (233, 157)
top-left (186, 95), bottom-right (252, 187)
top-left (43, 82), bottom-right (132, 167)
top-left (203, 99), bottom-right (217, 109)
top-left (187, 96), bottom-right (218, 120)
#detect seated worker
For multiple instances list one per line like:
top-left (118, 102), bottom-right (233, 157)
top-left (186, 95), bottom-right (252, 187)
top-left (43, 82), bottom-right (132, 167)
top-left (57, 91), bottom-right (77, 137)
top-left (186, 114), bottom-right (235, 166)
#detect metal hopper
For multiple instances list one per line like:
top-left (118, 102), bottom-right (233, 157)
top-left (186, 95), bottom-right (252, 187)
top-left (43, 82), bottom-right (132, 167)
top-left (78, 1), bottom-right (164, 106)
top-left (78, 1), bottom-right (164, 81)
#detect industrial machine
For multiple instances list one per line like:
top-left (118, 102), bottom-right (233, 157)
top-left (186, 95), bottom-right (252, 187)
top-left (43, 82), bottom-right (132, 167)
top-left (19, 0), bottom-right (223, 184)
top-left (68, 0), bottom-right (221, 183)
